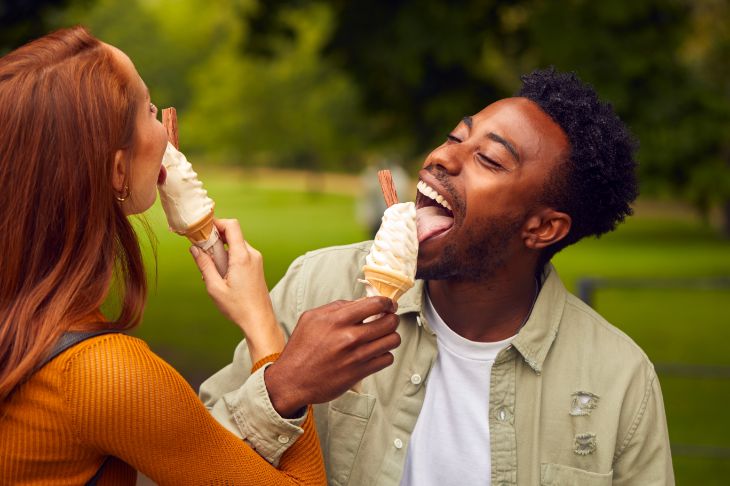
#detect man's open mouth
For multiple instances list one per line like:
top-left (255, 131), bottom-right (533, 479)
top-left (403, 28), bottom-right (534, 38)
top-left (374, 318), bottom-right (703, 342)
top-left (416, 180), bottom-right (455, 243)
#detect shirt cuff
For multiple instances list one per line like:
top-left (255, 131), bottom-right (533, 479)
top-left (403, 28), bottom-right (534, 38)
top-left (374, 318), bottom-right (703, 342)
top-left (223, 362), bottom-right (306, 466)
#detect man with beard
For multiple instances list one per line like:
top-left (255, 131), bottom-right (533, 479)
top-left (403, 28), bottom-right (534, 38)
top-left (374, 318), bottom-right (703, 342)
top-left (199, 69), bottom-right (674, 485)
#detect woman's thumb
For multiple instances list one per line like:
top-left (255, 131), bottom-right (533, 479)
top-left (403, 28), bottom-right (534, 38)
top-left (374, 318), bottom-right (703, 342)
top-left (190, 245), bottom-right (220, 284)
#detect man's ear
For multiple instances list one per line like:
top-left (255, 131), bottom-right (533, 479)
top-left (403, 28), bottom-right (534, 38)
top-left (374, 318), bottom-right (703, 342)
top-left (522, 208), bottom-right (572, 250)
top-left (112, 148), bottom-right (128, 193)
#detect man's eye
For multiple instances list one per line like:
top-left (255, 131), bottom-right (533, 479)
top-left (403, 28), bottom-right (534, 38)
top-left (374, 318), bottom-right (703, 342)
top-left (447, 134), bottom-right (461, 143)
top-left (477, 153), bottom-right (504, 170)
top-left (150, 103), bottom-right (158, 114)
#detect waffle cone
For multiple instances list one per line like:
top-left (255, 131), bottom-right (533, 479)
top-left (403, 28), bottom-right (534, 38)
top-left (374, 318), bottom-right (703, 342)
top-left (362, 265), bottom-right (414, 302)
top-left (184, 210), bottom-right (216, 244)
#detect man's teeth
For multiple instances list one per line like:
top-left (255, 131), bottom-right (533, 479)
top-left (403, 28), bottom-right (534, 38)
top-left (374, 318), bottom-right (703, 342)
top-left (417, 180), bottom-right (453, 211)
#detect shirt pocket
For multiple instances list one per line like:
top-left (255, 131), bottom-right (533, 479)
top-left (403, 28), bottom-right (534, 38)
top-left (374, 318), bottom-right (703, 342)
top-left (541, 463), bottom-right (613, 486)
top-left (326, 390), bottom-right (376, 486)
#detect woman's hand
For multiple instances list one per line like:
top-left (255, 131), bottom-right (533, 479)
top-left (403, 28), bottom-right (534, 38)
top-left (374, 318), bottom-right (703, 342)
top-left (190, 218), bottom-right (285, 363)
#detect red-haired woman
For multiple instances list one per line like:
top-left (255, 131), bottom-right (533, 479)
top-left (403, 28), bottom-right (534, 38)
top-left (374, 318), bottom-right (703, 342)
top-left (0, 26), bottom-right (326, 485)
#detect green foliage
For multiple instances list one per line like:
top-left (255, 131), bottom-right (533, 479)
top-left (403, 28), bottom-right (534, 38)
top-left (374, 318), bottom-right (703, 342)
top-left (57, 0), bottom-right (369, 171)
top-left (0, 0), bottom-right (82, 55)
top-left (184, 2), bottom-right (367, 170)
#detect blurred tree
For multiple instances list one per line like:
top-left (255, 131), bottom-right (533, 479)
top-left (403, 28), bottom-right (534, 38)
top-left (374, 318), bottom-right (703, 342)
top-left (57, 0), bottom-right (369, 171)
top-left (526, 0), bottom-right (730, 230)
top-left (245, 0), bottom-right (514, 158)
top-left (678, 0), bottom-right (730, 234)
top-left (185, 2), bottom-right (368, 171)
top-left (0, 0), bottom-right (90, 55)
top-left (60, 0), bottom-right (243, 114)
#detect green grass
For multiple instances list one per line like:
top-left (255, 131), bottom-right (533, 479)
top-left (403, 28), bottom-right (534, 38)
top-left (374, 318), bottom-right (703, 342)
top-left (132, 167), bottom-right (730, 483)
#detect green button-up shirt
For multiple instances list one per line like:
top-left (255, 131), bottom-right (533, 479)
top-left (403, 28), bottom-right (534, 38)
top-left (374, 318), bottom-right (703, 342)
top-left (200, 242), bottom-right (674, 485)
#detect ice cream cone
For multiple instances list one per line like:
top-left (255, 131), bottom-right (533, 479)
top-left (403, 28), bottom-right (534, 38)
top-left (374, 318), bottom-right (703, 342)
top-left (183, 209), bottom-right (216, 244)
top-left (362, 264), bottom-right (414, 302)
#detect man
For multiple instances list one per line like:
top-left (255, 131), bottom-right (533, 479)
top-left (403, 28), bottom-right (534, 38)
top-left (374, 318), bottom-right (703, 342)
top-left (200, 68), bottom-right (674, 485)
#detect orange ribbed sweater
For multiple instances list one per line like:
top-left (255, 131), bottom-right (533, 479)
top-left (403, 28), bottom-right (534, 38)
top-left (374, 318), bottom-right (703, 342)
top-left (0, 333), bottom-right (325, 485)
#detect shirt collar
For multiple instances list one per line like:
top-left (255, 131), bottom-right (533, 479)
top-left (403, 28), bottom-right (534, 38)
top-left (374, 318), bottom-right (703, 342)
top-left (509, 264), bottom-right (566, 373)
top-left (398, 264), bottom-right (566, 374)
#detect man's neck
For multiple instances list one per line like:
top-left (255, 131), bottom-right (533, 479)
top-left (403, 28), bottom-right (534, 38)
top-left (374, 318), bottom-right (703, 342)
top-left (426, 265), bottom-right (540, 343)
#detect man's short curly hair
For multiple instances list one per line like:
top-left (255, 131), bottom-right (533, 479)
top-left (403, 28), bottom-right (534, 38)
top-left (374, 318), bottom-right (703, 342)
top-left (517, 68), bottom-right (639, 263)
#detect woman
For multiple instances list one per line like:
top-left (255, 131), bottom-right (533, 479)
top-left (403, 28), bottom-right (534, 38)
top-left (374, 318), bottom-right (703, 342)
top-left (0, 26), bottom-right (325, 484)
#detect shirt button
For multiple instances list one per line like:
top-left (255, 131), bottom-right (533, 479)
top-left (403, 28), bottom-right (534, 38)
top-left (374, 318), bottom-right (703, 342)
top-left (497, 407), bottom-right (509, 422)
top-left (278, 435), bottom-right (290, 444)
top-left (410, 374), bottom-right (422, 385)
top-left (394, 438), bottom-right (403, 449)
top-left (416, 316), bottom-right (423, 327)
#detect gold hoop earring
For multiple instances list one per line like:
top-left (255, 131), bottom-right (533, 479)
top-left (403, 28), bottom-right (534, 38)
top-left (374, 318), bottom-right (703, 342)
top-left (116, 184), bottom-right (130, 202)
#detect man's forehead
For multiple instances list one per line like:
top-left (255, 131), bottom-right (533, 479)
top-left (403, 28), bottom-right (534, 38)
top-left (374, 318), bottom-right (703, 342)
top-left (473, 97), bottom-right (543, 122)
top-left (470, 97), bottom-right (569, 157)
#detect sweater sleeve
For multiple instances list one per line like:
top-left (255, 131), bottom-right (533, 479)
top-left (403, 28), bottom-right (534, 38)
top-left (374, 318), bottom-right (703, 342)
top-left (61, 334), bottom-right (325, 486)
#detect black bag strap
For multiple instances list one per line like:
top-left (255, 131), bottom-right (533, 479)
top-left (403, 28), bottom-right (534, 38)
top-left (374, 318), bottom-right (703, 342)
top-left (39, 330), bottom-right (121, 485)
top-left (86, 456), bottom-right (111, 486)
top-left (38, 330), bottom-right (120, 370)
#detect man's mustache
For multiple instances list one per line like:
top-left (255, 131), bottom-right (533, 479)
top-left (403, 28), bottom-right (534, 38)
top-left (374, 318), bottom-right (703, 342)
top-left (424, 165), bottom-right (464, 214)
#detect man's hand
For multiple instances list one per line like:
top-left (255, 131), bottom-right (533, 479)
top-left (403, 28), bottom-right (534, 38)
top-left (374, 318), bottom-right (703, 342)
top-left (264, 297), bottom-right (401, 417)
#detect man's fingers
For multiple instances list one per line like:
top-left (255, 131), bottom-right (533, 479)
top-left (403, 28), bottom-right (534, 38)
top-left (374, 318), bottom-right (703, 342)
top-left (357, 313), bottom-right (400, 342)
top-left (334, 296), bottom-right (396, 324)
top-left (309, 299), bottom-right (352, 314)
top-left (359, 352), bottom-right (396, 379)
top-left (190, 246), bottom-right (222, 286)
top-left (351, 330), bottom-right (401, 363)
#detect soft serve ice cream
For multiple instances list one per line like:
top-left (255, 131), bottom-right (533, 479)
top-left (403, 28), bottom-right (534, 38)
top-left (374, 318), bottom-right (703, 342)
top-left (362, 201), bottom-right (418, 300)
top-left (158, 142), bottom-right (215, 237)
top-left (158, 141), bottom-right (228, 277)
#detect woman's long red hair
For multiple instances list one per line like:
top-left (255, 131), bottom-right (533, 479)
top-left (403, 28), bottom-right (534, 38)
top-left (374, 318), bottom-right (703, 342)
top-left (0, 27), bottom-right (147, 401)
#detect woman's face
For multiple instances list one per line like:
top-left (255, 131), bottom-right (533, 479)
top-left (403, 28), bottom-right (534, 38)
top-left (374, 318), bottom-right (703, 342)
top-left (107, 44), bottom-right (168, 215)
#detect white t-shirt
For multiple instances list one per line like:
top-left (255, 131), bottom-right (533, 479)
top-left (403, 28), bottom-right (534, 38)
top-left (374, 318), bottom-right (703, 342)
top-left (400, 293), bottom-right (515, 486)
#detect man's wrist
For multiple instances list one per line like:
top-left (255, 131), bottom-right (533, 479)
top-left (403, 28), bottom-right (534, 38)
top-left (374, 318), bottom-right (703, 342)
top-left (264, 362), bottom-right (306, 418)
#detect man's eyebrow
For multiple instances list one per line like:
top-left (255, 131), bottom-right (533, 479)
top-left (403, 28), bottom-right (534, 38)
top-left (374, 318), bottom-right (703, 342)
top-left (462, 116), bottom-right (472, 128)
top-left (487, 132), bottom-right (520, 164)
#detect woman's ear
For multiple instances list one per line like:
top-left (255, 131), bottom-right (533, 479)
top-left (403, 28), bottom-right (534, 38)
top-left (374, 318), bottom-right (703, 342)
top-left (522, 209), bottom-right (572, 250)
top-left (112, 149), bottom-right (128, 193)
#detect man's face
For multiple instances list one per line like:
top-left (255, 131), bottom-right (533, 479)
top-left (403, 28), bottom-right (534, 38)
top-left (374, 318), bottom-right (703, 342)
top-left (415, 97), bottom-right (568, 281)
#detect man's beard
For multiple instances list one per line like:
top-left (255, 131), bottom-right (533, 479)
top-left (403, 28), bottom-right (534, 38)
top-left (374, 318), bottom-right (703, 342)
top-left (416, 213), bottom-right (524, 282)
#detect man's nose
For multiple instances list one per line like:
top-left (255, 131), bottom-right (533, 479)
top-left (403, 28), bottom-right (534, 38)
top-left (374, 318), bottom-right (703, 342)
top-left (424, 143), bottom-right (464, 175)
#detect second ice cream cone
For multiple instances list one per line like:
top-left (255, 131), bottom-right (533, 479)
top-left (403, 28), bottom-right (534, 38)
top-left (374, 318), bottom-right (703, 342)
top-left (362, 265), bottom-right (414, 302)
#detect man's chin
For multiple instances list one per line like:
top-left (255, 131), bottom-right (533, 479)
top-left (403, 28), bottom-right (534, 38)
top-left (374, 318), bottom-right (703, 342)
top-left (415, 247), bottom-right (459, 281)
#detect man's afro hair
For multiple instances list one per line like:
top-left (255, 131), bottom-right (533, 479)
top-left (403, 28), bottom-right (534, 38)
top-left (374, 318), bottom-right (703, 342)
top-left (517, 68), bottom-right (639, 261)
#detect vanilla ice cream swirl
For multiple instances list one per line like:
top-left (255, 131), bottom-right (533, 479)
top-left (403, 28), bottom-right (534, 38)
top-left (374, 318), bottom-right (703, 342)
top-left (365, 202), bottom-right (418, 280)
top-left (158, 142), bottom-right (214, 232)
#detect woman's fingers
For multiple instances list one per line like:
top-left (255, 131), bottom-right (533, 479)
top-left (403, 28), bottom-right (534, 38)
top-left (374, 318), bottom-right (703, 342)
top-left (190, 246), bottom-right (222, 288)
top-left (214, 218), bottom-right (254, 266)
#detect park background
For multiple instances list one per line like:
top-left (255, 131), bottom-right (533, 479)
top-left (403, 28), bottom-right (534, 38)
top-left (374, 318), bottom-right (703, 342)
top-left (2, 0), bottom-right (729, 483)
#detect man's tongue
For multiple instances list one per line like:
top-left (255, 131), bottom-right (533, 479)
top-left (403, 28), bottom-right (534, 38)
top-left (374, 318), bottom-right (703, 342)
top-left (416, 206), bottom-right (454, 243)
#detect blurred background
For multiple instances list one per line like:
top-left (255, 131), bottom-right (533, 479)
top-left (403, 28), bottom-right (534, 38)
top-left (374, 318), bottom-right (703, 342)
top-left (2, 0), bottom-right (729, 483)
